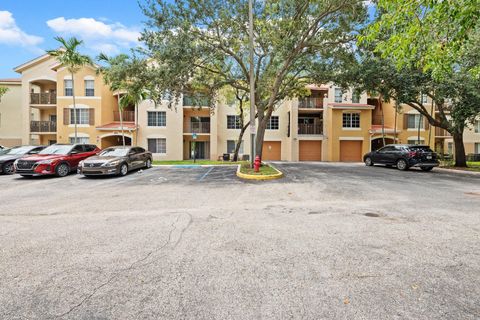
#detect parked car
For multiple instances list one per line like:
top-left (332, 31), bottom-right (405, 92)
top-left (363, 144), bottom-right (439, 171)
top-left (0, 146), bottom-right (46, 175)
top-left (0, 145), bottom-right (9, 155)
top-left (14, 144), bottom-right (100, 177)
top-left (78, 146), bottom-right (152, 177)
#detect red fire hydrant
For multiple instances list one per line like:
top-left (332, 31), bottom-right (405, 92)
top-left (254, 155), bottom-right (261, 172)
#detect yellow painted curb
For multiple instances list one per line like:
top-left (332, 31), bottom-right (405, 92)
top-left (236, 164), bottom-right (284, 180)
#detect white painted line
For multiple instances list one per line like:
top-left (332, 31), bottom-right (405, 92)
top-left (198, 167), bottom-right (214, 181)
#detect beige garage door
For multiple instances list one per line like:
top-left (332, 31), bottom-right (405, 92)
top-left (262, 141), bottom-right (281, 161)
top-left (340, 140), bottom-right (362, 162)
top-left (299, 140), bottom-right (322, 161)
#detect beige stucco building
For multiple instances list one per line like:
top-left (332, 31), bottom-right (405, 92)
top-left (2, 52), bottom-right (479, 161)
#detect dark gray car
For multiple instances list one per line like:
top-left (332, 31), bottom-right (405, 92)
top-left (0, 146), bottom-right (45, 174)
top-left (78, 146), bottom-right (153, 177)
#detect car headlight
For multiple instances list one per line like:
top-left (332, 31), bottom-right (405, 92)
top-left (38, 159), bottom-right (54, 165)
top-left (103, 160), bottom-right (120, 167)
top-left (79, 160), bottom-right (84, 167)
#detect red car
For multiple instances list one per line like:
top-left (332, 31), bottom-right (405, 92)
top-left (14, 144), bottom-right (100, 177)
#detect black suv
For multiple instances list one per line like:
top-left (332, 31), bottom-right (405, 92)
top-left (363, 144), bottom-right (439, 171)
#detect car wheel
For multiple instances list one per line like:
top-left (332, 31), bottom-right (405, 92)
top-left (364, 157), bottom-right (373, 166)
top-left (2, 162), bottom-right (14, 175)
top-left (55, 163), bottom-right (70, 177)
top-left (119, 163), bottom-right (128, 176)
top-left (421, 166), bottom-right (434, 172)
top-left (396, 159), bottom-right (409, 171)
top-left (145, 158), bottom-right (152, 169)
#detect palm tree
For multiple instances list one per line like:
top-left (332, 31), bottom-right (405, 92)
top-left (121, 86), bottom-right (147, 145)
top-left (47, 37), bottom-right (92, 143)
top-left (97, 53), bottom-right (130, 146)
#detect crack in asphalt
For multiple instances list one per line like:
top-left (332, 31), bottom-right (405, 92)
top-left (50, 213), bottom-right (192, 319)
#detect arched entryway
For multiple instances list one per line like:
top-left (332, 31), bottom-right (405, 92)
top-left (101, 135), bottom-right (132, 148)
top-left (371, 137), bottom-right (395, 151)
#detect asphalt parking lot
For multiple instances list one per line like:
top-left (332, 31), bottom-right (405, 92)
top-left (0, 163), bottom-right (479, 319)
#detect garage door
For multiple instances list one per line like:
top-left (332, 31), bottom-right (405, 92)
top-left (299, 140), bottom-right (322, 161)
top-left (340, 140), bottom-right (362, 162)
top-left (262, 141), bottom-right (281, 161)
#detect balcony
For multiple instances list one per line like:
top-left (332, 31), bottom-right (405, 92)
top-left (30, 93), bottom-right (56, 105)
top-left (298, 98), bottom-right (324, 109)
top-left (435, 127), bottom-right (451, 137)
top-left (298, 123), bottom-right (323, 135)
top-left (30, 121), bottom-right (56, 133)
top-left (113, 111), bottom-right (135, 122)
top-left (183, 96), bottom-right (210, 107)
top-left (186, 122), bottom-right (211, 134)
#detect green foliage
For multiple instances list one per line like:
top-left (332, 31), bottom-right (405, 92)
top-left (0, 86), bottom-right (8, 103)
top-left (360, 0), bottom-right (480, 80)
top-left (47, 37), bottom-right (93, 74)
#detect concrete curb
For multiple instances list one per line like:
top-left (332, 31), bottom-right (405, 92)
top-left (152, 164), bottom-right (240, 168)
top-left (236, 163), bottom-right (284, 180)
top-left (436, 167), bottom-right (480, 176)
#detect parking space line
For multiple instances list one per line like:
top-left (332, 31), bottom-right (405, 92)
top-left (198, 167), bottom-right (214, 181)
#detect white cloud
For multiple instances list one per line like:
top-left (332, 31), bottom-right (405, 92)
top-left (0, 11), bottom-right (43, 48)
top-left (46, 17), bottom-right (140, 54)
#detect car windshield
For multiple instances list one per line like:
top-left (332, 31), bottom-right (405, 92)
top-left (4, 146), bottom-right (33, 155)
top-left (99, 148), bottom-right (129, 157)
top-left (409, 146), bottom-right (434, 152)
top-left (38, 145), bottom-right (72, 155)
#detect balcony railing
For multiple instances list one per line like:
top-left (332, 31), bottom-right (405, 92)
top-left (30, 92), bottom-right (57, 105)
top-left (30, 121), bottom-right (56, 133)
top-left (298, 123), bottom-right (323, 135)
top-left (435, 127), bottom-right (451, 137)
top-left (298, 98), bottom-right (324, 109)
top-left (187, 122), bottom-right (211, 133)
top-left (113, 111), bottom-right (135, 122)
top-left (183, 96), bottom-right (210, 107)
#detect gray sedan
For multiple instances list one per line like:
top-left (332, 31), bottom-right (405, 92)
top-left (78, 146), bottom-right (153, 177)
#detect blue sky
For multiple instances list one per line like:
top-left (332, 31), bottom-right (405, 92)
top-left (0, 1), bottom-right (376, 78)
top-left (0, 0), bottom-right (146, 78)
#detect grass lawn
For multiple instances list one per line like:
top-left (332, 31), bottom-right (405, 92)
top-left (239, 163), bottom-right (280, 176)
top-left (440, 161), bottom-right (480, 172)
top-left (153, 160), bottom-right (248, 166)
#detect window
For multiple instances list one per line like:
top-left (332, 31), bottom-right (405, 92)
top-left (421, 93), bottom-right (428, 104)
top-left (334, 88), bottom-right (343, 103)
top-left (475, 121), bottom-right (480, 133)
top-left (475, 143), bottom-right (480, 154)
top-left (342, 113), bottom-right (360, 128)
top-left (147, 111), bottom-right (166, 126)
top-left (447, 142), bottom-right (453, 155)
top-left (227, 140), bottom-right (244, 153)
top-left (84, 145), bottom-right (97, 152)
top-left (70, 109), bottom-right (89, 125)
top-left (64, 80), bottom-right (73, 96)
top-left (407, 139), bottom-right (423, 145)
top-left (227, 115), bottom-right (242, 129)
top-left (266, 116), bottom-right (279, 130)
top-left (147, 138), bottom-right (166, 154)
top-left (85, 80), bottom-right (94, 96)
top-left (69, 137), bottom-right (89, 144)
top-left (352, 91), bottom-right (360, 103)
top-left (407, 114), bottom-right (424, 129)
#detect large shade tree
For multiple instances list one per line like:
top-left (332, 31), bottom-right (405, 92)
top-left (139, 0), bottom-right (367, 158)
top-left (359, 1), bottom-right (480, 166)
top-left (47, 37), bottom-right (93, 143)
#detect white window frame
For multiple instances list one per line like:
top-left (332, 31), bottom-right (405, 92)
top-left (342, 112), bottom-right (360, 129)
top-left (407, 114), bottom-right (424, 130)
top-left (69, 137), bottom-right (89, 144)
top-left (147, 138), bottom-right (166, 154)
top-left (266, 116), bottom-right (279, 130)
top-left (147, 111), bottom-right (166, 127)
top-left (70, 108), bottom-right (89, 125)
top-left (474, 120), bottom-right (480, 133)
top-left (227, 140), bottom-right (244, 153)
top-left (334, 88), bottom-right (343, 103)
top-left (421, 93), bottom-right (428, 104)
top-left (64, 80), bottom-right (73, 96)
top-left (227, 115), bottom-right (242, 129)
top-left (85, 80), bottom-right (94, 97)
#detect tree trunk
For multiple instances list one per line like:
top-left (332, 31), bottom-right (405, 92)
top-left (118, 95), bottom-right (125, 146)
top-left (232, 126), bottom-right (247, 162)
top-left (71, 73), bottom-right (77, 143)
top-left (380, 95), bottom-right (385, 147)
top-left (135, 102), bottom-right (139, 145)
top-left (255, 117), bottom-right (268, 160)
top-left (452, 131), bottom-right (467, 167)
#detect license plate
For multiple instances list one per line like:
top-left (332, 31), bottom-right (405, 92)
top-left (426, 155), bottom-right (432, 159)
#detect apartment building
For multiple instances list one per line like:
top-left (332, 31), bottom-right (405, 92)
top-left (0, 78), bottom-right (25, 147)
top-left (3, 52), bottom-right (479, 161)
